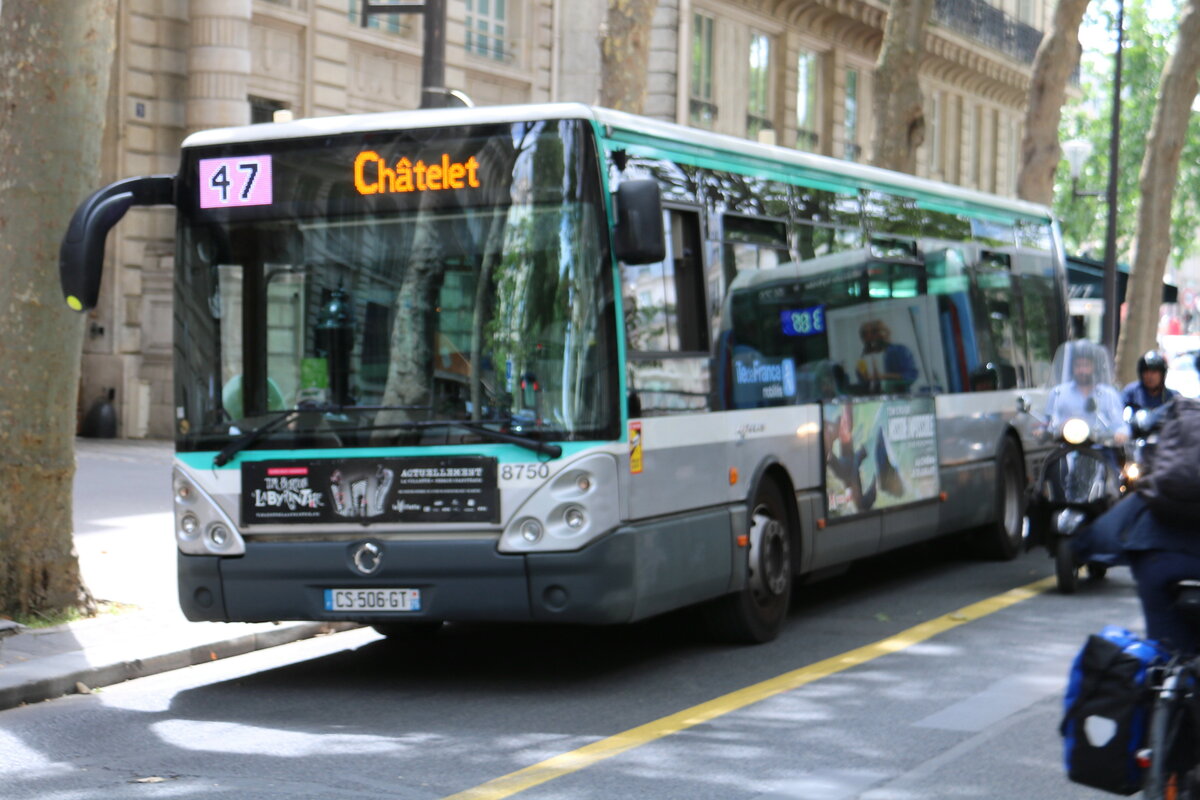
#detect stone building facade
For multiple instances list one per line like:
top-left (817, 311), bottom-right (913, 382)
top-left (87, 0), bottom-right (1050, 437)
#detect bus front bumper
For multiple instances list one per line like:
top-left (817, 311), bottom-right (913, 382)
top-left (178, 533), bottom-right (645, 626)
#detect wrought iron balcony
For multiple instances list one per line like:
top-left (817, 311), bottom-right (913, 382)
top-left (932, 0), bottom-right (1043, 65)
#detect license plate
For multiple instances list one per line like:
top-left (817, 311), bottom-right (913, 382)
top-left (324, 588), bottom-right (421, 612)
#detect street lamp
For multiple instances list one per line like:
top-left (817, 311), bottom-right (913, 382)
top-left (1062, 139), bottom-right (1102, 198)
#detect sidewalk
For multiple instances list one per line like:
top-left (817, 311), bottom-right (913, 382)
top-left (0, 438), bottom-right (358, 711)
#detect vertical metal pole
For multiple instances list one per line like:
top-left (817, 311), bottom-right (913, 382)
top-left (1102, 0), bottom-right (1124, 352)
top-left (421, 0), bottom-right (446, 109)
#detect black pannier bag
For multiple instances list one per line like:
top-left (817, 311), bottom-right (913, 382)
top-left (1062, 626), bottom-right (1167, 794)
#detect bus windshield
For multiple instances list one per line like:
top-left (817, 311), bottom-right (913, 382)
top-left (173, 118), bottom-right (618, 452)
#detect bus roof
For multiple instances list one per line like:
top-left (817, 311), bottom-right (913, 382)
top-left (180, 102), bottom-right (1053, 223)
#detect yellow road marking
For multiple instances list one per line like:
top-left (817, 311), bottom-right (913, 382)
top-left (441, 575), bottom-right (1056, 800)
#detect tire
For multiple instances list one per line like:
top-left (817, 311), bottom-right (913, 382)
top-left (977, 438), bottom-right (1026, 561)
top-left (1055, 538), bottom-right (1079, 594)
top-left (371, 622), bottom-right (443, 641)
top-left (1087, 563), bottom-right (1109, 581)
top-left (1143, 689), bottom-right (1176, 799)
top-left (704, 480), bottom-right (794, 644)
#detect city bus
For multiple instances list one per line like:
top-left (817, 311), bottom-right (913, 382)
top-left (59, 103), bottom-right (1064, 643)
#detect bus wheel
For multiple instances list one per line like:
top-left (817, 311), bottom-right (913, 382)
top-left (705, 480), bottom-right (793, 644)
top-left (976, 438), bottom-right (1025, 561)
top-left (371, 622), bottom-right (443, 641)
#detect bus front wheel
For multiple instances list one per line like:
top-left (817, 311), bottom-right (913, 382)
top-left (704, 480), bottom-right (793, 644)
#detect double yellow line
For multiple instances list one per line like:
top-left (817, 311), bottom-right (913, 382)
top-left (443, 575), bottom-right (1056, 800)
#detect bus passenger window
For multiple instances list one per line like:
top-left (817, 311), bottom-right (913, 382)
top-left (722, 214), bottom-right (789, 284)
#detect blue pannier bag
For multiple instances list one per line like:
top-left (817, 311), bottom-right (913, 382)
top-left (1061, 625), bottom-right (1169, 795)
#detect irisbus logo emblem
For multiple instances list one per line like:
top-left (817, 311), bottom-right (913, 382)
top-left (350, 541), bottom-right (384, 576)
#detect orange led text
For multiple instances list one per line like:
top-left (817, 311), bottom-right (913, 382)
top-left (354, 150), bottom-right (481, 195)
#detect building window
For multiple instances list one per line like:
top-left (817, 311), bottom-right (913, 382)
top-left (347, 0), bottom-right (405, 34)
top-left (249, 95), bottom-right (288, 124)
top-left (1008, 118), bottom-right (1020, 195)
top-left (844, 68), bottom-right (860, 162)
top-left (929, 91), bottom-right (942, 177)
top-left (690, 13), bottom-right (716, 128)
top-left (796, 48), bottom-right (820, 151)
top-left (747, 33), bottom-right (773, 140)
top-left (971, 104), bottom-right (983, 188)
top-left (466, 0), bottom-right (506, 60)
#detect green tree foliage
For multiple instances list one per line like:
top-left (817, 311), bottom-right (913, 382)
top-left (1056, 0), bottom-right (1200, 266)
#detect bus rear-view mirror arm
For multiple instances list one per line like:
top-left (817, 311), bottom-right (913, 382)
top-left (59, 174), bottom-right (175, 312)
top-left (613, 179), bottom-right (666, 265)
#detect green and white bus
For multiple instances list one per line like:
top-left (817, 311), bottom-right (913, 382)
top-left (60, 104), bottom-right (1064, 642)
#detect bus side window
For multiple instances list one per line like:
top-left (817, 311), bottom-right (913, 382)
top-left (721, 214), bottom-right (789, 284)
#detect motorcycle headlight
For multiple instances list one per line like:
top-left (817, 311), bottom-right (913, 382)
top-left (1062, 418), bottom-right (1091, 445)
top-left (1123, 461), bottom-right (1142, 482)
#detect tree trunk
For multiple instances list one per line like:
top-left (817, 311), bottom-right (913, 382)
top-left (869, 0), bottom-right (935, 174)
top-left (600, 0), bottom-right (659, 113)
top-left (1016, 0), bottom-right (1091, 205)
top-left (0, 0), bottom-right (116, 617)
top-left (1114, 0), bottom-right (1200, 382)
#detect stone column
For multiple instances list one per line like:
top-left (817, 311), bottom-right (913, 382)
top-left (187, 0), bottom-right (251, 133)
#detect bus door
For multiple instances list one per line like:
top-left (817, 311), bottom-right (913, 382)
top-left (623, 206), bottom-right (724, 521)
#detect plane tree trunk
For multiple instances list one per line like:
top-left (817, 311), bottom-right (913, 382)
top-left (600, 0), bottom-right (659, 113)
top-left (0, 0), bottom-right (116, 617)
top-left (870, 0), bottom-right (935, 173)
top-left (1017, 0), bottom-right (1091, 205)
top-left (1114, 0), bottom-right (1200, 381)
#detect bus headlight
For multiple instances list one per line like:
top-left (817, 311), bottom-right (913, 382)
top-left (173, 468), bottom-right (245, 556)
top-left (1062, 418), bottom-right (1091, 445)
top-left (499, 453), bottom-right (620, 553)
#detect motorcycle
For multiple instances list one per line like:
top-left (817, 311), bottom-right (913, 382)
top-left (1027, 407), bottom-right (1124, 593)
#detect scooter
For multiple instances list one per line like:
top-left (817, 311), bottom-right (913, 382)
top-left (1025, 404), bottom-right (1124, 594)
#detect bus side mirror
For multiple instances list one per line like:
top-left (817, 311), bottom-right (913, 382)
top-left (613, 179), bottom-right (665, 265)
top-left (59, 174), bottom-right (175, 312)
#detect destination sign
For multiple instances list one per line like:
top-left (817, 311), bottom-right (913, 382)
top-left (353, 151), bottom-right (482, 196)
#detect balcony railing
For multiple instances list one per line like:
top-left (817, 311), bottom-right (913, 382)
top-left (932, 0), bottom-right (1042, 65)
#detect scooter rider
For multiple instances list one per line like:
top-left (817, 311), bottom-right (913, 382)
top-left (1043, 340), bottom-right (1127, 445)
top-left (1121, 350), bottom-right (1177, 413)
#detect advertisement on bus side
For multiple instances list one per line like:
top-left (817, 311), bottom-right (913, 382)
top-left (823, 398), bottom-right (939, 518)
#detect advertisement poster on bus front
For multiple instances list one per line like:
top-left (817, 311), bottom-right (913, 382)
top-left (822, 397), bottom-right (939, 518)
top-left (241, 456), bottom-right (499, 525)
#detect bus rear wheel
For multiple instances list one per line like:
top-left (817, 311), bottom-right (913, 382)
top-left (704, 480), bottom-right (793, 644)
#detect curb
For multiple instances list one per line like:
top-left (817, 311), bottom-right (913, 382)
top-left (0, 621), bottom-right (359, 711)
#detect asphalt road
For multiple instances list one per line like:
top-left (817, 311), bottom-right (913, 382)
top-left (0, 522), bottom-right (1146, 799)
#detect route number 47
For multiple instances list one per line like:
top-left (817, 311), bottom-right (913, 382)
top-left (198, 155), bottom-right (274, 209)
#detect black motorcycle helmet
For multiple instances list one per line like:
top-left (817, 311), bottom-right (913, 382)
top-left (1137, 350), bottom-right (1168, 377)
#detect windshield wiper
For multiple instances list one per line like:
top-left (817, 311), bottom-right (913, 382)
top-left (410, 419), bottom-right (564, 459)
top-left (212, 403), bottom-right (429, 467)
